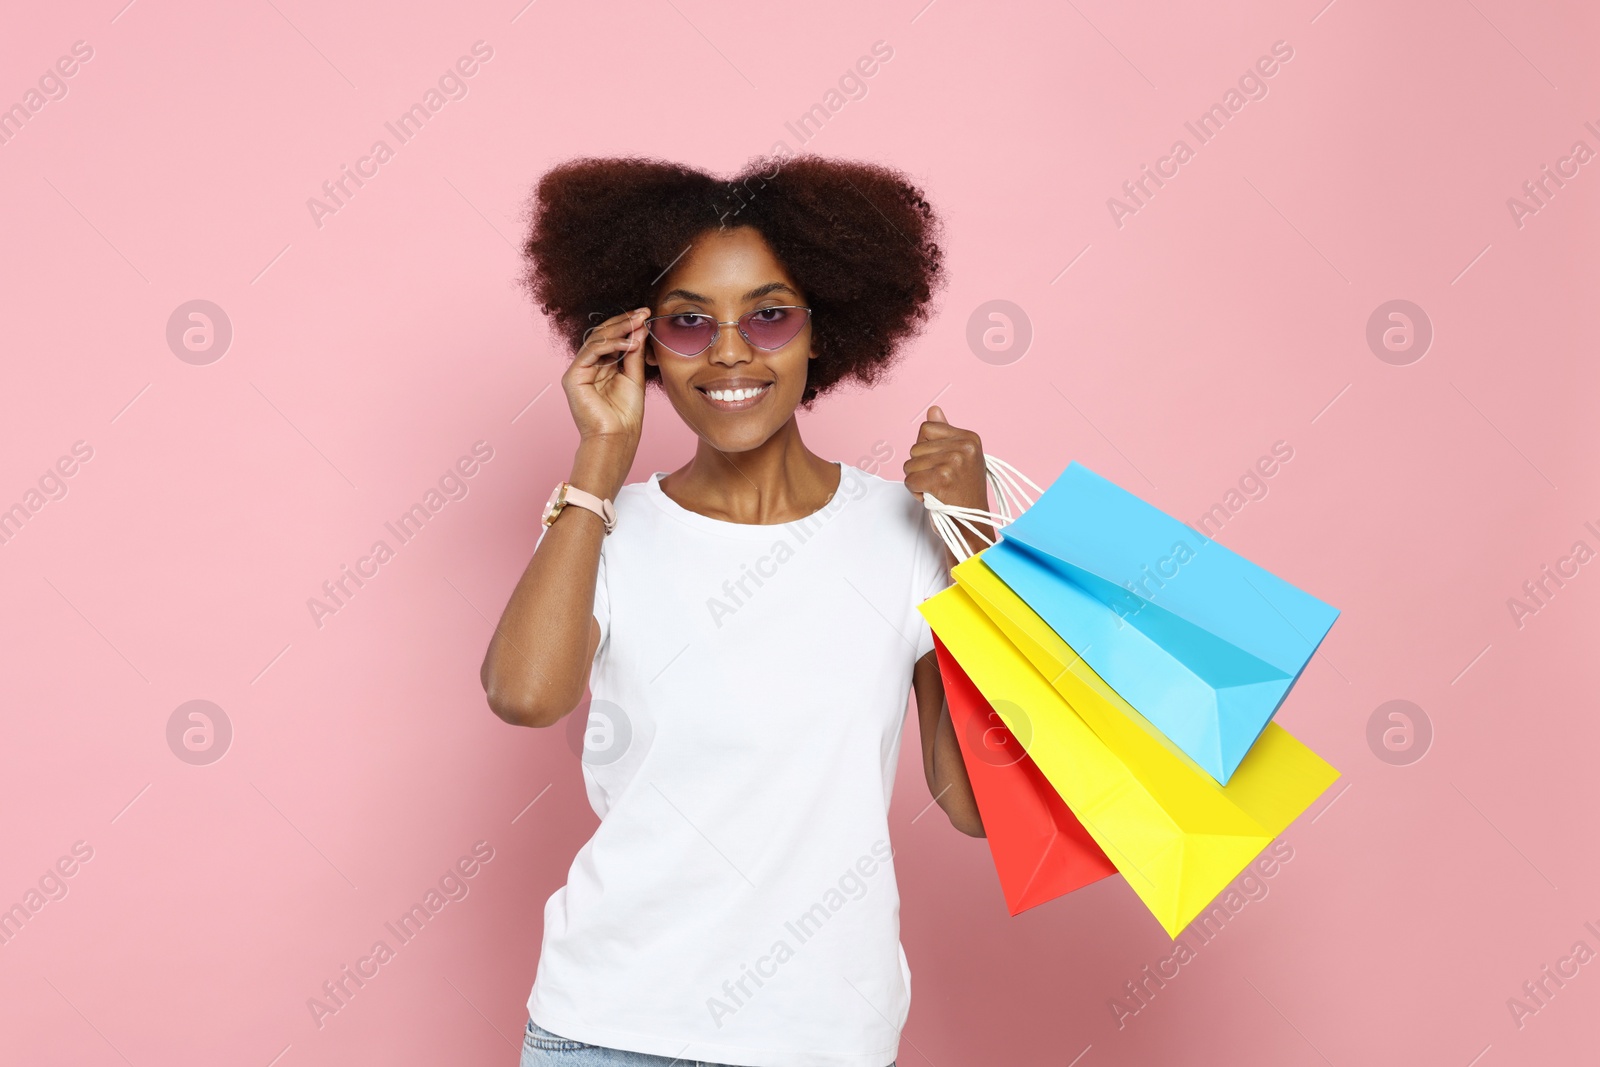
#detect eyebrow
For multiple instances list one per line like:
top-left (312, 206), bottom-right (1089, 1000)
top-left (742, 282), bottom-right (797, 301)
top-left (657, 282), bottom-right (799, 305)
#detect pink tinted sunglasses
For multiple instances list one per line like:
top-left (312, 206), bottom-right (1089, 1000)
top-left (646, 305), bottom-right (812, 358)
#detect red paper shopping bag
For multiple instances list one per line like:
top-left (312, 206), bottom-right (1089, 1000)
top-left (933, 633), bottom-right (1117, 914)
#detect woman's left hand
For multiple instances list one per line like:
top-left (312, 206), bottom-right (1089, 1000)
top-left (904, 405), bottom-right (988, 514)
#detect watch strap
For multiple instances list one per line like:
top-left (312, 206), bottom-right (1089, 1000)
top-left (549, 482), bottom-right (617, 533)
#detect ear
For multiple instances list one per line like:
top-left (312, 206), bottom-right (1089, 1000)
top-left (643, 340), bottom-right (659, 367)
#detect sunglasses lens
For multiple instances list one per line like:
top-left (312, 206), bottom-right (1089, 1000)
top-left (648, 314), bottom-right (716, 356)
top-left (740, 307), bottom-right (809, 350)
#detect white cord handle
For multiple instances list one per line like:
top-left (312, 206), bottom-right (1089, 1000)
top-left (923, 455), bottom-right (1043, 562)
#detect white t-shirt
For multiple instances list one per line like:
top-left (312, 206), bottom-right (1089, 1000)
top-left (526, 462), bottom-right (951, 1067)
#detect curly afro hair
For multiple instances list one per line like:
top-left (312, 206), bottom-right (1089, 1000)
top-left (520, 155), bottom-right (944, 406)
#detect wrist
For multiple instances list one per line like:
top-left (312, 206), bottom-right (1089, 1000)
top-left (570, 437), bottom-right (633, 499)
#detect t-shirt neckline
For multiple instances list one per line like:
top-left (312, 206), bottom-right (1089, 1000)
top-left (642, 462), bottom-right (849, 538)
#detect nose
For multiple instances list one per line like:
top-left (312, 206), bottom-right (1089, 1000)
top-left (707, 318), bottom-right (754, 368)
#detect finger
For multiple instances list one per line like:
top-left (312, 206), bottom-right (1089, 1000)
top-left (906, 453), bottom-right (990, 498)
top-left (901, 461), bottom-right (928, 499)
top-left (597, 307), bottom-right (651, 336)
top-left (928, 405), bottom-right (949, 424)
top-left (902, 454), bottom-right (960, 480)
top-left (580, 308), bottom-right (651, 352)
top-left (593, 317), bottom-right (649, 379)
top-left (618, 321), bottom-right (648, 388)
top-left (578, 318), bottom-right (626, 350)
top-left (575, 332), bottom-right (644, 369)
top-left (914, 416), bottom-right (965, 445)
top-left (911, 431), bottom-right (979, 466)
top-left (906, 436), bottom-right (979, 460)
top-left (902, 466), bottom-right (958, 503)
top-left (581, 325), bottom-right (644, 360)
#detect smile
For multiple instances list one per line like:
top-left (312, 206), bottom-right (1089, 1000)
top-left (696, 382), bottom-right (773, 411)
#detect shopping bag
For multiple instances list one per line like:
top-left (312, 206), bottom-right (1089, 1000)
top-left (932, 633), bottom-right (1117, 915)
top-left (989, 462), bottom-right (1339, 785)
top-left (921, 570), bottom-right (1338, 938)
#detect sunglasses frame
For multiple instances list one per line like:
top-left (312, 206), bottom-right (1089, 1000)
top-left (645, 305), bottom-right (813, 358)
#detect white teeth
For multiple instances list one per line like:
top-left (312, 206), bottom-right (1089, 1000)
top-left (706, 385), bottom-right (767, 402)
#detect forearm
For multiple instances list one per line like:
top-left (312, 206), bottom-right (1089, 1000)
top-left (929, 703), bottom-right (984, 837)
top-left (480, 439), bottom-right (630, 726)
top-left (913, 652), bottom-right (985, 837)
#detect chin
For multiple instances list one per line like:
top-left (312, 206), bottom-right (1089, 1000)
top-left (700, 422), bottom-right (782, 454)
top-left (669, 387), bottom-right (798, 451)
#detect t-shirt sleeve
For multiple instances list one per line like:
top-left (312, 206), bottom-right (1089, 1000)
top-left (592, 539), bottom-right (611, 656)
top-left (909, 502), bottom-right (952, 662)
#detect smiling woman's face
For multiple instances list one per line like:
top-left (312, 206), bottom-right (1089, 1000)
top-left (645, 226), bottom-right (814, 454)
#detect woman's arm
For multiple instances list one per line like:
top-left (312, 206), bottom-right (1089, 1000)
top-left (904, 404), bottom-right (995, 835)
top-left (480, 308), bottom-right (650, 728)
top-left (913, 651), bottom-right (985, 836)
top-left (480, 440), bottom-right (630, 727)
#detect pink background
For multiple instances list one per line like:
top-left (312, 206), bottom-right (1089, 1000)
top-left (2, 1), bottom-right (1596, 1064)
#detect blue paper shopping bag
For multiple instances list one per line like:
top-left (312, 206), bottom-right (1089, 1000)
top-left (983, 462), bottom-right (1339, 785)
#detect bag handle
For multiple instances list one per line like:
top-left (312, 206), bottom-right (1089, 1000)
top-left (923, 455), bottom-right (1043, 562)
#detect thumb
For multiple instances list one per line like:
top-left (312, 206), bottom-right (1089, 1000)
top-left (927, 405), bottom-right (948, 424)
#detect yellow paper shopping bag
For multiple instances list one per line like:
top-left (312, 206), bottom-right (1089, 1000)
top-left (954, 554), bottom-right (1340, 811)
top-left (921, 567), bottom-right (1338, 937)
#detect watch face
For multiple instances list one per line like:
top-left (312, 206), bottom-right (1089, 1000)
top-left (542, 484), bottom-right (567, 526)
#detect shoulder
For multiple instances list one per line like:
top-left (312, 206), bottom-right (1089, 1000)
top-left (611, 474), bottom-right (662, 520)
top-left (595, 477), bottom-right (666, 553)
top-left (841, 465), bottom-right (951, 605)
top-left (615, 476), bottom-right (655, 507)
top-left (838, 465), bottom-right (929, 533)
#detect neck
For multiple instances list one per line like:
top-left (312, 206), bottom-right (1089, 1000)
top-left (667, 416), bottom-right (839, 524)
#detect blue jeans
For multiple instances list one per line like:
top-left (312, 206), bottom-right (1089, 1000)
top-left (518, 1019), bottom-right (895, 1067)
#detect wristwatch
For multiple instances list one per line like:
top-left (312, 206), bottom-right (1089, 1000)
top-left (543, 481), bottom-right (617, 534)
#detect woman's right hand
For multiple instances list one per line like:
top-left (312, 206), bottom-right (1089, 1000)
top-left (563, 307), bottom-right (650, 446)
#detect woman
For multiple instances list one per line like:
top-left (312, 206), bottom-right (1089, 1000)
top-left (482, 156), bottom-right (989, 1067)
